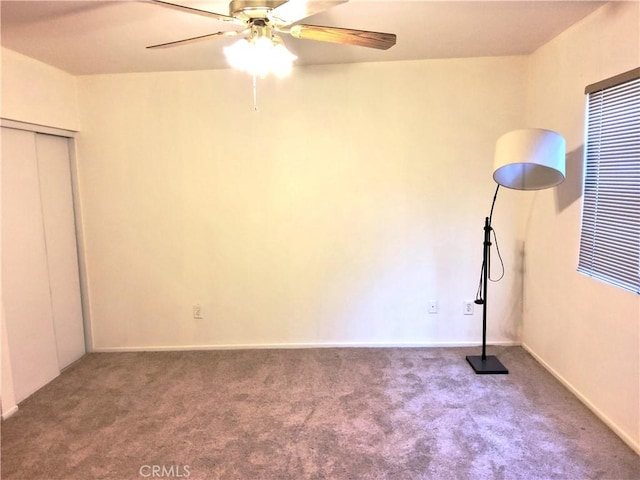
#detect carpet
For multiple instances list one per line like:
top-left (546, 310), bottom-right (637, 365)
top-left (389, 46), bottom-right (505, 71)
top-left (1, 346), bottom-right (638, 479)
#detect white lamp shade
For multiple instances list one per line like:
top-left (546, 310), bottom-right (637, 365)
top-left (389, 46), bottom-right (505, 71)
top-left (493, 128), bottom-right (566, 190)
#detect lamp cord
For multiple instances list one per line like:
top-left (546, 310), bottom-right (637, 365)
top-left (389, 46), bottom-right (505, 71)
top-left (475, 184), bottom-right (505, 303)
top-left (489, 229), bottom-right (505, 283)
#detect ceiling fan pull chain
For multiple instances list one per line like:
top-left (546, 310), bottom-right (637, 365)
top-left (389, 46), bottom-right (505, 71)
top-left (253, 74), bottom-right (259, 112)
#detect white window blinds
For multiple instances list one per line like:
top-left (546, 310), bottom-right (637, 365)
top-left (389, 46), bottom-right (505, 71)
top-left (578, 69), bottom-right (640, 294)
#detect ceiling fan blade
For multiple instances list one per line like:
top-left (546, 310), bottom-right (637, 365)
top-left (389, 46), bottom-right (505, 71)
top-left (289, 24), bottom-right (396, 50)
top-left (269, 0), bottom-right (348, 26)
top-left (146, 30), bottom-right (245, 49)
top-left (150, 0), bottom-right (243, 25)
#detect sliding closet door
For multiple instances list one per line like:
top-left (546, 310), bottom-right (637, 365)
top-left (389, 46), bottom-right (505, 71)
top-left (1, 128), bottom-right (60, 402)
top-left (36, 134), bottom-right (85, 369)
top-left (2, 127), bottom-right (85, 403)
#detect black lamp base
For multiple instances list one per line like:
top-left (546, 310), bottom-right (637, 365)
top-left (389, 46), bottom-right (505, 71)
top-left (466, 355), bottom-right (509, 374)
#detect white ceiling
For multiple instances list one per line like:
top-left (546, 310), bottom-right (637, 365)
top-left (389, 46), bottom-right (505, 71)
top-left (1, 0), bottom-right (606, 75)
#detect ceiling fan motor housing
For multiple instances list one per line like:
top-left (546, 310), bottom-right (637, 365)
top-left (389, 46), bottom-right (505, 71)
top-left (229, 0), bottom-right (287, 22)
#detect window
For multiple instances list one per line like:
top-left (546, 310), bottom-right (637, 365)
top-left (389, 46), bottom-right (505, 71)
top-left (578, 69), bottom-right (640, 294)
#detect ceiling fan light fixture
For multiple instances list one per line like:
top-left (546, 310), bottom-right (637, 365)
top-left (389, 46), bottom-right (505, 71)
top-left (223, 26), bottom-right (297, 78)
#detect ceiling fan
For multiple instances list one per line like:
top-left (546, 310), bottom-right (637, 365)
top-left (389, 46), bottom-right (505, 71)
top-left (147, 0), bottom-right (397, 53)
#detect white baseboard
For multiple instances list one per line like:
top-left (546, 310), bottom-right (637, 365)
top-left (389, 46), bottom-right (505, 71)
top-left (522, 342), bottom-right (640, 456)
top-left (92, 340), bottom-right (520, 353)
top-left (2, 405), bottom-right (18, 420)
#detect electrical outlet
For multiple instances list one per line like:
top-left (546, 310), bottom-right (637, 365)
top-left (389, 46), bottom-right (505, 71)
top-left (193, 304), bottom-right (203, 319)
top-left (463, 301), bottom-right (474, 315)
top-left (428, 300), bottom-right (438, 314)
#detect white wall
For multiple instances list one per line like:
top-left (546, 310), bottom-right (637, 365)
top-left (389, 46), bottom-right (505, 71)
top-left (524, 2), bottom-right (639, 452)
top-left (76, 56), bottom-right (528, 350)
top-left (1, 47), bottom-right (79, 131)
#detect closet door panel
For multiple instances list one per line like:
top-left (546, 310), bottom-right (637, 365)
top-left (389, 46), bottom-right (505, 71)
top-left (36, 133), bottom-right (85, 369)
top-left (1, 128), bottom-right (60, 402)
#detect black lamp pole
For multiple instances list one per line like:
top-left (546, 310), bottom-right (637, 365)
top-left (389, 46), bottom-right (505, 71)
top-left (466, 185), bottom-right (509, 374)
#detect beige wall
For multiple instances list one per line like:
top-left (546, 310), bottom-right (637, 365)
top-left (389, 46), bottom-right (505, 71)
top-left (76, 57), bottom-right (528, 350)
top-left (1, 47), bottom-right (79, 131)
top-left (524, 2), bottom-right (639, 453)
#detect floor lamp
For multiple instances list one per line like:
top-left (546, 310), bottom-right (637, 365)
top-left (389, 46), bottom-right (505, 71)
top-left (466, 128), bottom-right (566, 374)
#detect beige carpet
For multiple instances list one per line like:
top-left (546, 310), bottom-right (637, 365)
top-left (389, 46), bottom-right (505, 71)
top-left (1, 346), bottom-right (638, 479)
